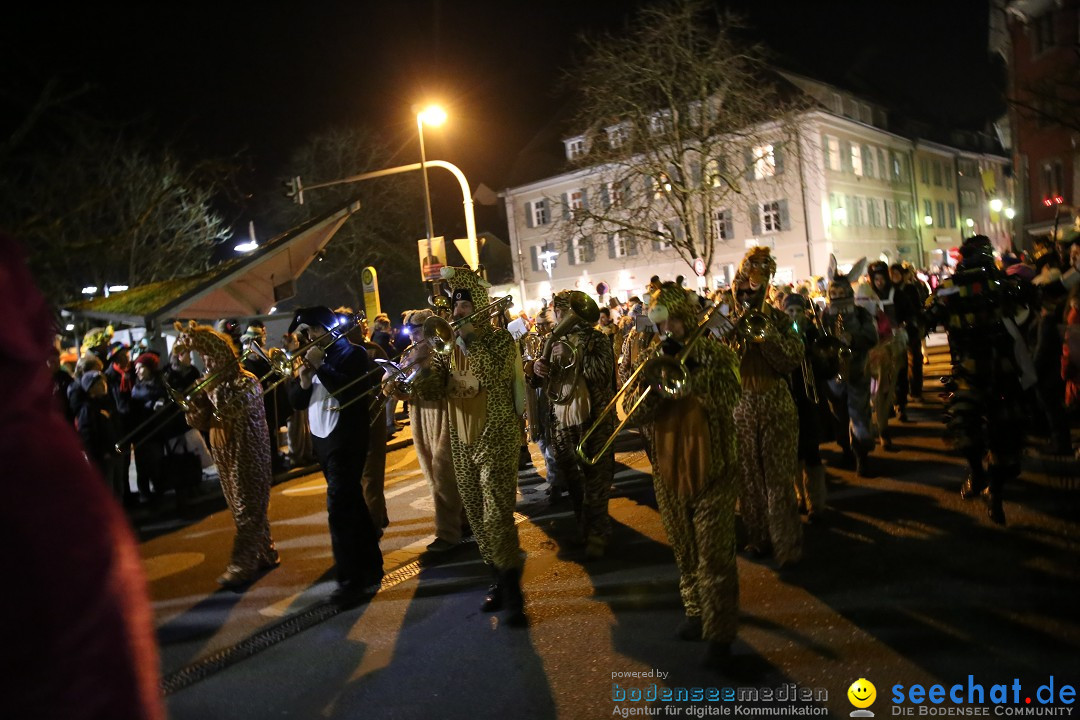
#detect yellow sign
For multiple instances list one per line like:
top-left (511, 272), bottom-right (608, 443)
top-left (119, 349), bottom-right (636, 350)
top-left (361, 266), bottom-right (381, 318)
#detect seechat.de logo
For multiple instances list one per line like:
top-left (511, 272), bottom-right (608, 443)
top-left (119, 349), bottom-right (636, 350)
top-left (849, 678), bottom-right (877, 717)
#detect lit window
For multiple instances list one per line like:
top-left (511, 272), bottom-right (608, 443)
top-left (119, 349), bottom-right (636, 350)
top-left (753, 144), bottom-right (776, 179)
top-left (826, 136), bottom-right (841, 171)
top-left (851, 145), bottom-right (863, 177)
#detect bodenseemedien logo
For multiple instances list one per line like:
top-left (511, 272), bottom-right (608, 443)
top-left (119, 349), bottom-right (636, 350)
top-left (849, 678), bottom-right (877, 717)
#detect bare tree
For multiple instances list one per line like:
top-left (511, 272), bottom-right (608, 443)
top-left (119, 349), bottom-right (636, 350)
top-left (267, 126), bottom-right (427, 313)
top-left (0, 128), bottom-right (234, 304)
top-left (559, 0), bottom-right (805, 276)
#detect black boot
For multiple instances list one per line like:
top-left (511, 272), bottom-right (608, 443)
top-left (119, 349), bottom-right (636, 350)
top-left (986, 475), bottom-right (1006, 526)
top-left (481, 565), bottom-right (503, 612)
top-left (960, 470), bottom-right (986, 500)
top-left (500, 566), bottom-right (527, 627)
top-left (854, 446), bottom-right (870, 478)
top-left (676, 614), bottom-right (703, 641)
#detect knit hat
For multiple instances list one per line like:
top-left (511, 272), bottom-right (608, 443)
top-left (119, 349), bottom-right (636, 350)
top-left (80, 369), bottom-right (104, 393)
top-left (451, 287), bottom-right (473, 305)
top-left (134, 351), bottom-right (160, 372)
top-left (106, 342), bottom-right (129, 364)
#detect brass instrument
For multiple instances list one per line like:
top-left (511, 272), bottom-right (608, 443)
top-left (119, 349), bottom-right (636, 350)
top-left (539, 290), bottom-right (600, 405)
top-left (521, 332), bottom-right (545, 363)
top-left (813, 303), bottom-right (853, 382)
top-left (576, 302), bottom-right (724, 466)
top-left (730, 277), bottom-right (775, 348)
top-left (113, 348), bottom-right (256, 452)
top-left (793, 309), bottom-right (820, 404)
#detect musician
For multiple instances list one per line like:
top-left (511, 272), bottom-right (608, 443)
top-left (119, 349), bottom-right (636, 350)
top-left (821, 256), bottom-right (879, 477)
top-left (173, 321), bottom-right (278, 589)
top-left (629, 282), bottom-right (742, 668)
top-left (924, 235), bottom-right (1027, 524)
top-left (337, 306), bottom-right (389, 537)
top-left (398, 308), bottom-right (465, 553)
top-left (782, 294), bottom-right (828, 521)
top-left (532, 290), bottom-right (616, 559)
top-left (241, 323), bottom-right (288, 473)
top-left (285, 306), bottom-right (383, 606)
top-left (440, 266), bottom-right (528, 625)
top-left (527, 305), bottom-right (565, 504)
top-left (728, 247), bottom-right (804, 566)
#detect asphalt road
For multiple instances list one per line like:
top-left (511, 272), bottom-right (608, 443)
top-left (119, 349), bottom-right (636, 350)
top-left (138, 343), bottom-right (1080, 719)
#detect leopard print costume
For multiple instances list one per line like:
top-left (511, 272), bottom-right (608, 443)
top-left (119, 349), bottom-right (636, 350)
top-left (630, 283), bottom-right (743, 644)
top-left (174, 321), bottom-right (277, 583)
top-left (728, 248), bottom-right (804, 566)
top-left (441, 267), bottom-right (524, 571)
top-left (546, 292), bottom-right (616, 555)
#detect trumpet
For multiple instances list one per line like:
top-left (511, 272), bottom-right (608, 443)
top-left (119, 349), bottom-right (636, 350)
top-left (538, 290), bottom-right (600, 404)
top-left (576, 302), bottom-right (724, 466)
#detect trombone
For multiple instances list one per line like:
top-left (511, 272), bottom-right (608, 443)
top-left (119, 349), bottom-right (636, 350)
top-left (576, 302), bottom-right (724, 466)
top-left (112, 349), bottom-right (257, 453)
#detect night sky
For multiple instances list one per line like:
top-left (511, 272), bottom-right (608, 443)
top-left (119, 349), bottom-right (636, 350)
top-left (2, 0), bottom-right (1002, 234)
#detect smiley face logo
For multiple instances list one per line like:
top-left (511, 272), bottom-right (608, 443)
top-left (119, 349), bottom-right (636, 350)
top-left (848, 678), bottom-right (877, 709)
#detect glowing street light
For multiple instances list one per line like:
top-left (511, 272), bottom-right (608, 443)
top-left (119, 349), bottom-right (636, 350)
top-left (989, 198), bottom-right (1003, 213)
top-left (965, 218), bottom-right (975, 228)
top-left (923, 215), bottom-right (933, 226)
top-left (1005, 207), bottom-right (1016, 219)
top-left (235, 220), bottom-right (259, 253)
top-left (81, 286), bottom-right (98, 295)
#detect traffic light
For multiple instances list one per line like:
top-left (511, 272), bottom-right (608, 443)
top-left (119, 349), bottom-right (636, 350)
top-left (284, 176), bottom-right (304, 205)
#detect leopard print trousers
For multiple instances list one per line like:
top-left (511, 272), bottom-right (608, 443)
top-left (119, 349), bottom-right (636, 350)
top-left (734, 382), bottom-right (803, 566)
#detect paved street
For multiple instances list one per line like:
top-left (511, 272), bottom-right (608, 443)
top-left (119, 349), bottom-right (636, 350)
top-left (138, 342), bottom-right (1080, 719)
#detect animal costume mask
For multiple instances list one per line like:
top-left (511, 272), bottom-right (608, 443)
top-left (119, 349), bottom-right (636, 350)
top-left (826, 254), bottom-right (868, 309)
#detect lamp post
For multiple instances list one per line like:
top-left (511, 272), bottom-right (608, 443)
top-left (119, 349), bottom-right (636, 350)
top-left (416, 105), bottom-right (446, 276)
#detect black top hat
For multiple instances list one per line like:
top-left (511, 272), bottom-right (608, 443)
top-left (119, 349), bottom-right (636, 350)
top-left (288, 306), bottom-right (339, 334)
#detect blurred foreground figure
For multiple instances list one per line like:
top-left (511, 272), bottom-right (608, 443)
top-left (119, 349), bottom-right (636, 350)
top-left (0, 233), bottom-right (164, 720)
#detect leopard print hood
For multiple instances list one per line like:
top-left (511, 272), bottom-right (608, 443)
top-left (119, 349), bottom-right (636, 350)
top-left (441, 266), bottom-right (491, 309)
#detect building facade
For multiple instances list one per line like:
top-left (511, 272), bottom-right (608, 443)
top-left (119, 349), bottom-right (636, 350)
top-left (502, 77), bottom-right (1012, 310)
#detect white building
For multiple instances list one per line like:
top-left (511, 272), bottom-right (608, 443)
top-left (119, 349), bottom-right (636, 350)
top-left (501, 74), bottom-right (1010, 312)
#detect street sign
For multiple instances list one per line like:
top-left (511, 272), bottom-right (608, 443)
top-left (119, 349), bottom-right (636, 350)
top-left (361, 266), bottom-right (381, 317)
top-left (693, 257), bottom-right (706, 277)
top-left (418, 236), bottom-right (446, 282)
top-left (453, 237), bottom-right (485, 271)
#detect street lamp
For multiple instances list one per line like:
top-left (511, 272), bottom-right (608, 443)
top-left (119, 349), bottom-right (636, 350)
top-left (416, 104), bottom-right (446, 275)
top-left (989, 198), bottom-right (1003, 213)
top-left (539, 249), bottom-right (559, 282)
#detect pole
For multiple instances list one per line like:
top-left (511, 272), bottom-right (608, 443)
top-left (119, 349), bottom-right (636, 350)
top-left (417, 115), bottom-right (436, 268)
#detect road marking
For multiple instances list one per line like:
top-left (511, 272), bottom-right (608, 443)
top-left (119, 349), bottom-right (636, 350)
top-left (384, 478), bottom-right (428, 500)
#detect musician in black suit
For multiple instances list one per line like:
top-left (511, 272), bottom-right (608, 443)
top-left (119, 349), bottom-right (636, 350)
top-left (286, 306), bottom-right (383, 606)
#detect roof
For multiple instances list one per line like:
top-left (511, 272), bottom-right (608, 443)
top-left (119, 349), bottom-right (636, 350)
top-left (68, 202), bottom-right (360, 327)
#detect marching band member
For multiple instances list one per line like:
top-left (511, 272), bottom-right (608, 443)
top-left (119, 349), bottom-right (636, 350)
top-left (728, 247), bottom-right (804, 566)
top-left (398, 308), bottom-right (466, 553)
top-left (532, 290), bottom-right (616, 559)
top-left (441, 266), bottom-right (528, 625)
top-left (173, 321), bottom-right (278, 589)
top-left (783, 293), bottom-right (828, 522)
top-left (627, 282), bottom-right (742, 667)
top-left (821, 257), bottom-right (879, 477)
top-left (285, 306), bottom-right (383, 607)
